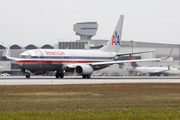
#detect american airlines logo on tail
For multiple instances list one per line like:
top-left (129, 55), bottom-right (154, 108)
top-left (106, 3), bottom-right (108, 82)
top-left (112, 31), bottom-right (120, 45)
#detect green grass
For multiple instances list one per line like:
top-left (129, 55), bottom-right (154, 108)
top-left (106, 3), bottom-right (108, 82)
top-left (0, 109), bottom-right (179, 120)
top-left (0, 83), bottom-right (180, 119)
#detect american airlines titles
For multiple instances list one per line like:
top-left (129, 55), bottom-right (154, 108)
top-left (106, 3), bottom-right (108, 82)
top-left (45, 51), bottom-right (65, 56)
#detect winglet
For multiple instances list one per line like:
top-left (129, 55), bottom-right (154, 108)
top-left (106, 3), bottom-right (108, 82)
top-left (161, 45), bottom-right (175, 60)
top-left (6, 45), bottom-right (17, 60)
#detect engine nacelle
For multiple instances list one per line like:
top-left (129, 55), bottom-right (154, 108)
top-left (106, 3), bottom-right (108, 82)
top-left (74, 65), bottom-right (93, 75)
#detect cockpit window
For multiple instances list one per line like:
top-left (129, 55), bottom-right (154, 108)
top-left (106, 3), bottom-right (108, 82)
top-left (19, 55), bottom-right (31, 58)
top-left (19, 52), bottom-right (31, 58)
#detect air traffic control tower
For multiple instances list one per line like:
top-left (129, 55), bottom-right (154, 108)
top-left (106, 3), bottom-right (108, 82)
top-left (73, 22), bottom-right (98, 40)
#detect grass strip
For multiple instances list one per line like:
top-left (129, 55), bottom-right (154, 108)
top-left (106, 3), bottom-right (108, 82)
top-left (0, 109), bottom-right (180, 120)
top-left (0, 83), bottom-right (180, 119)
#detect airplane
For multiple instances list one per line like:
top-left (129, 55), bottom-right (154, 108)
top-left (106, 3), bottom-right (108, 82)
top-left (129, 55), bottom-right (180, 76)
top-left (6, 15), bottom-right (166, 78)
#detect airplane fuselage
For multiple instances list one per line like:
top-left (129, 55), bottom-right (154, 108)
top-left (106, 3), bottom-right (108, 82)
top-left (132, 67), bottom-right (180, 75)
top-left (15, 49), bottom-right (117, 73)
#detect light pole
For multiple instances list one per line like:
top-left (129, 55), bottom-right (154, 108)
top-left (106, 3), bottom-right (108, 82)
top-left (178, 44), bottom-right (180, 68)
top-left (130, 40), bottom-right (134, 76)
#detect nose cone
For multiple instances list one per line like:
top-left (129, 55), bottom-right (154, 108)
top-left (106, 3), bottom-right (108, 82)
top-left (16, 63), bottom-right (24, 69)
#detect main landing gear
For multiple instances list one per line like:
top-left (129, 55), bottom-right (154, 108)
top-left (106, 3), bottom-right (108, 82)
top-left (26, 73), bottom-right (31, 78)
top-left (82, 75), bottom-right (91, 79)
top-left (55, 72), bottom-right (64, 78)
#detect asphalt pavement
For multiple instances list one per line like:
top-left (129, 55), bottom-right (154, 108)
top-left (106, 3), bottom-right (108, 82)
top-left (0, 76), bottom-right (180, 85)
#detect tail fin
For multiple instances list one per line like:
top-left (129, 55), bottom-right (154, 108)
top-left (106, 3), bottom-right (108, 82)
top-left (129, 55), bottom-right (140, 67)
top-left (100, 15), bottom-right (124, 52)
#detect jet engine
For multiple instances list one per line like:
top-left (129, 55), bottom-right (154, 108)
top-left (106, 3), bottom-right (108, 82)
top-left (74, 65), bottom-right (93, 75)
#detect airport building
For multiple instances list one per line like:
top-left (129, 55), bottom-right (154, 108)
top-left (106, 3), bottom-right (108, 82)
top-left (0, 21), bottom-right (179, 76)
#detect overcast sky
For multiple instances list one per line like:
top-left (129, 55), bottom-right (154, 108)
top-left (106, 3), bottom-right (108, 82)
top-left (0, 0), bottom-right (180, 46)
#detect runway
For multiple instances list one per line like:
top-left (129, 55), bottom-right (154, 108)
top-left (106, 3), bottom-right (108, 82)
top-left (0, 76), bottom-right (180, 85)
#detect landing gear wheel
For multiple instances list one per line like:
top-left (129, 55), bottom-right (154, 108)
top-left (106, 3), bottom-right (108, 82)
top-left (87, 75), bottom-right (91, 79)
top-left (82, 75), bottom-right (86, 78)
top-left (55, 72), bottom-right (64, 78)
top-left (55, 73), bottom-right (60, 78)
top-left (26, 73), bottom-right (30, 78)
top-left (82, 75), bottom-right (91, 79)
top-left (59, 72), bottom-right (64, 78)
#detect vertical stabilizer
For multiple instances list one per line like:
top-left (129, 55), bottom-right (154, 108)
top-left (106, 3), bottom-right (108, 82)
top-left (100, 15), bottom-right (124, 52)
top-left (129, 55), bottom-right (140, 67)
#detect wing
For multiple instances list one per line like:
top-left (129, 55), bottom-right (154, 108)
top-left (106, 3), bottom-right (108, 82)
top-left (67, 58), bottom-right (161, 68)
top-left (116, 51), bottom-right (154, 57)
top-left (116, 45), bottom-right (175, 58)
top-left (91, 58), bottom-right (161, 66)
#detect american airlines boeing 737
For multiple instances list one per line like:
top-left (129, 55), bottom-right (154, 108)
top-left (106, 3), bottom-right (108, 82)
top-left (6, 15), bottom-right (166, 78)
